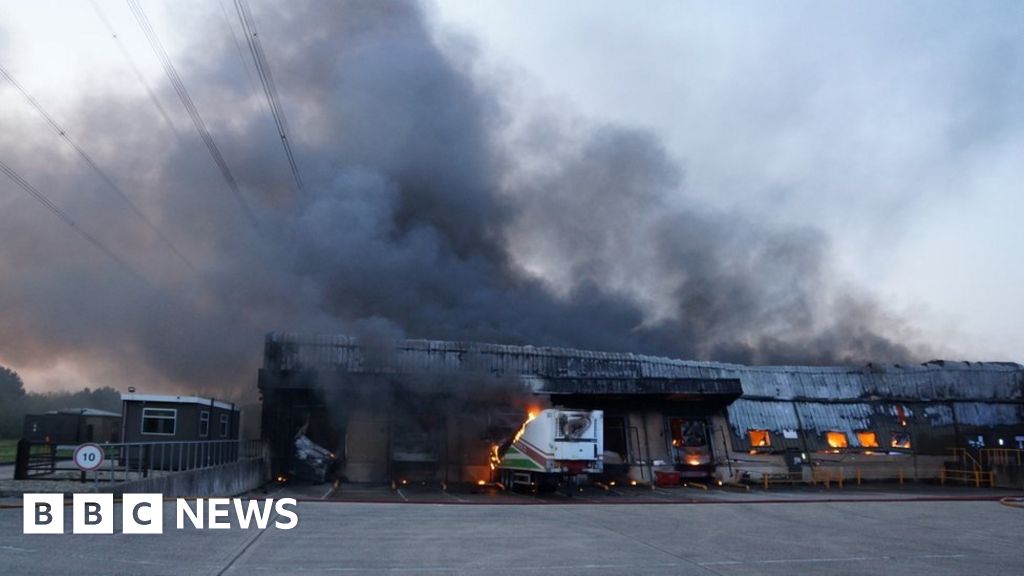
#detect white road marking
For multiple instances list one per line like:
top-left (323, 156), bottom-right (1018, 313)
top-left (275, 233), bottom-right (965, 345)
top-left (246, 561), bottom-right (693, 572)
top-left (441, 490), bottom-right (466, 503)
top-left (699, 553), bottom-right (968, 566)
top-left (395, 489), bottom-right (408, 502)
top-left (0, 545), bottom-right (31, 553)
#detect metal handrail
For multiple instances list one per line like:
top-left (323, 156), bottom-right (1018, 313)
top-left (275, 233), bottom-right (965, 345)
top-left (949, 447), bottom-right (983, 472)
top-left (940, 467), bottom-right (996, 488)
top-left (981, 448), bottom-right (1023, 468)
top-left (15, 438), bottom-right (263, 482)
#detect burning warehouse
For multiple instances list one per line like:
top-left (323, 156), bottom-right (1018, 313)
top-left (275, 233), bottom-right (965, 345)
top-left (259, 332), bottom-right (1024, 486)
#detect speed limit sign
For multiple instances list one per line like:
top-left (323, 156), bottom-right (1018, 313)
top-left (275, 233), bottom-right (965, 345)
top-left (73, 443), bottom-right (105, 471)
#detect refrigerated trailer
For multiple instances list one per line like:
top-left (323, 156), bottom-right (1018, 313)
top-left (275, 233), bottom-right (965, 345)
top-left (495, 409), bottom-right (603, 493)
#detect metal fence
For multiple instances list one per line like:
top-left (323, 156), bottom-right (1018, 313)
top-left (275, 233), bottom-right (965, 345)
top-left (15, 439), bottom-right (263, 483)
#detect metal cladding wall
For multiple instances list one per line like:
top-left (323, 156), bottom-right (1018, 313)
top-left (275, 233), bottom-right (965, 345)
top-left (726, 399), bottom-right (909, 452)
top-left (260, 333), bottom-right (1024, 459)
top-left (723, 363), bottom-right (1024, 453)
top-left (261, 332), bottom-right (741, 382)
top-left (262, 333), bottom-right (1022, 398)
top-left (722, 362), bottom-right (1023, 402)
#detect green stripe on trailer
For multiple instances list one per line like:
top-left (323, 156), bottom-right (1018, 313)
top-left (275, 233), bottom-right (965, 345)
top-left (501, 458), bottom-right (544, 471)
top-left (500, 446), bottom-right (545, 471)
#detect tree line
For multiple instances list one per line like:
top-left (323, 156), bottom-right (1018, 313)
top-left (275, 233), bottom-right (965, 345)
top-left (0, 365), bottom-right (121, 438)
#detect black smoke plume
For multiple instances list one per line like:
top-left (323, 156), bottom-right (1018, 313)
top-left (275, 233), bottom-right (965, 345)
top-left (0, 1), bottom-right (922, 396)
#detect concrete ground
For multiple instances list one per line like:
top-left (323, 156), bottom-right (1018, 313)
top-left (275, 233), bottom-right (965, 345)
top-left (1, 485), bottom-right (1021, 575)
top-left (268, 478), bottom-right (1021, 504)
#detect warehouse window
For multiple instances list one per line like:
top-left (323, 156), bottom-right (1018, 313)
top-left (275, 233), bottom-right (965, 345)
top-left (826, 431), bottom-right (848, 449)
top-left (142, 408), bottom-right (176, 435)
top-left (891, 432), bottom-right (912, 449)
top-left (748, 430), bottom-right (771, 448)
top-left (856, 431), bottom-right (879, 448)
top-left (220, 414), bottom-right (229, 437)
top-left (199, 411), bottom-right (210, 437)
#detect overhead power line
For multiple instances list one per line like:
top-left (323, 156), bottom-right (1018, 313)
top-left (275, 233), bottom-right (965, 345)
top-left (127, 0), bottom-right (260, 229)
top-left (217, 0), bottom-right (261, 101)
top-left (0, 62), bottom-right (195, 272)
top-left (0, 159), bottom-right (146, 284)
top-left (89, 0), bottom-right (185, 144)
top-left (234, 0), bottom-right (304, 193)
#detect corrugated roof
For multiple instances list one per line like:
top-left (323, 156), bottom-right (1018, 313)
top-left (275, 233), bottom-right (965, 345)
top-left (726, 400), bottom-right (801, 433)
top-left (918, 402), bottom-right (1024, 427)
top-left (727, 400), bottom-right (891, 437)
top-left (263, 332), bottom-right (1024, 402)
top-left (48, 408), bottom-right (121, 417)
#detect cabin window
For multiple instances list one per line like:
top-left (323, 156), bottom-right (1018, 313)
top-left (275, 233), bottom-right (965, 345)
top-left (748, 430), bottom-right (771, 448)
top-left (142, 408), bottom-right (176, 435)
top-left (856, 431), bottom-right (879, 448)
top-left (891, 432), bottom-right (912, 449)
top-left (199, 411), bottom-right (210, 437)
top-left (219, 414), bottom-right (230, 437)
top-left (825, 431), bottom-right (848, 449)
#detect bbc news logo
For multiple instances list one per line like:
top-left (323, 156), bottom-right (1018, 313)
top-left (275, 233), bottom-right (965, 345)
top-left (23, 494), bottom-right (298, 534)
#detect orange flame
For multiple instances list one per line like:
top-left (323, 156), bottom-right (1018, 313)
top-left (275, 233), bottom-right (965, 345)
top-left (489, 444), bottom-right (501, 470)
top-left (513, 409), bottom-right (540, 443)
top-left (490, 408), bottom-right (541, 474)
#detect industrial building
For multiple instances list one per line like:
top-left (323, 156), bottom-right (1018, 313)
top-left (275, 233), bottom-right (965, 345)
top-left (258, 332), bottom-right (1024, 486)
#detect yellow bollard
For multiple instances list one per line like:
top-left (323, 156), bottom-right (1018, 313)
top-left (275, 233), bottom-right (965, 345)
top-left (899, 469), bottom-right (904, 485)
top-left (764, 474), bottom-right (769, 490)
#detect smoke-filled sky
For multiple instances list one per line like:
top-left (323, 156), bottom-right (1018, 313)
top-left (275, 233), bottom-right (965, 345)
top-left (0, 1), bottom-right (1021, 395)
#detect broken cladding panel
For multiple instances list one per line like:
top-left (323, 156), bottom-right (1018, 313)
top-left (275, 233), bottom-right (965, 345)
top-left (264, 333), bottom-right (1024, 408)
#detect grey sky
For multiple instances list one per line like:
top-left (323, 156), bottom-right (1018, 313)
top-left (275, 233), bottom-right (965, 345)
top-left (0, 0), bottom-right (1021, 394)
top-left (434, 0), bottom-right (1024, 359)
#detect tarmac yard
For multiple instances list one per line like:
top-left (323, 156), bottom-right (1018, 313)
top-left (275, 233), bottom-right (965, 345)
top-left (0, 486), bottom-right (1021, 575)
top-left (273, 478), bottom-right (1020, 504)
